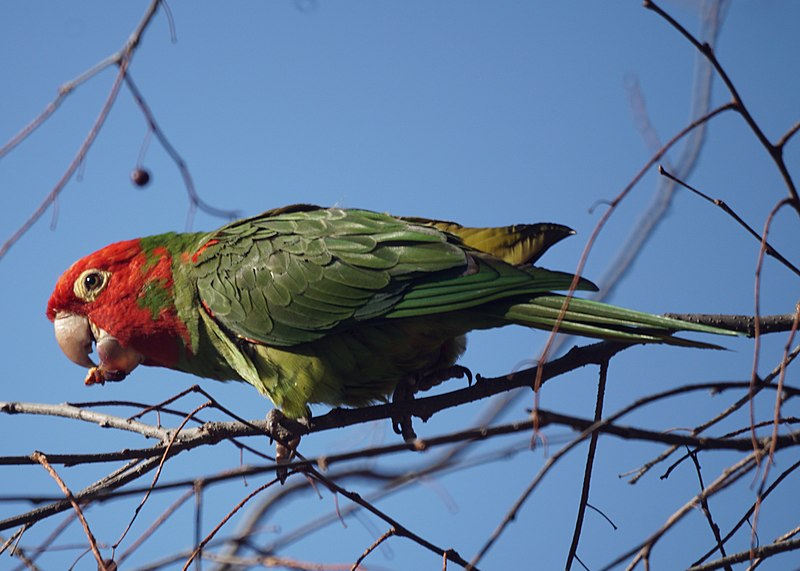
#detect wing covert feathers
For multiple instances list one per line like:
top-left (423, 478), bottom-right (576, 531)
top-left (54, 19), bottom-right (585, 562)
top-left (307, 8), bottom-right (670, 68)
top-left (190, 205), bottom-right (733, 350)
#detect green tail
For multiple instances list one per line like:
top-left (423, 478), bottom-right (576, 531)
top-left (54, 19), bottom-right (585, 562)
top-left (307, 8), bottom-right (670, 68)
top-left (476, 295), bottom-right (736, 348)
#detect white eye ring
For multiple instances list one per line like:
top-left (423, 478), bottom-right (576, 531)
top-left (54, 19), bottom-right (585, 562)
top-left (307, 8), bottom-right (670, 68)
top-left (74, 269), bottom-right (111, 302)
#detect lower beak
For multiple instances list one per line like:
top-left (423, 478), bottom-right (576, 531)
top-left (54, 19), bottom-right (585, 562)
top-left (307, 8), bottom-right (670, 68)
top-left (53, 312), bottom-right (143, 381)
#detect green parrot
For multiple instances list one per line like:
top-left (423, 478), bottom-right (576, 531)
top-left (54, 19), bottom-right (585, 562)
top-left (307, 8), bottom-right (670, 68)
top-left (47, 205), bottom-right (733, 421)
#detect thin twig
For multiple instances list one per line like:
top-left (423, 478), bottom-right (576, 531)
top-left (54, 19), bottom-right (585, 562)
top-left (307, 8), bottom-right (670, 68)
top-left (307, 467), bottom-right (475, 570)
top-left (565, 358), bottom-right (609, 570)
top-left (607, 452), bottom-right (761, 571)
top-left (350, 527), bottom-right (396, 570)
top-left (532, 101), bottom-right (735, 395)
top-left (0, 526), bottom-right (26, 557)
top-left (0, 401), bottom-right (167, 440)
top-left (0, 0), bottom-right (163, 262)
top-left (775, 121), bottom-right (800, 150)
top-left (32, 452), bottom-right (107, 570)
top-left (692, 457), bottom-right (800, 567)
top-left (750, 199), bottom-right (793, 459)
top-left (0, 52), bottom-right (119, 160)
top-left (594, 1), bottom-right (728, 303)
top-left (123, 74), bottom-right (241, 225)
top-left (659, 167), bottom-right (800, 277)
top-left (688, 536), bottom-right (800, 571)
top-left (644, 0), bottom-right (800, 211)
top-left (627, 343), bottom-right (800, 484)
top-left (113, 402), bottom-right (212, 550)
top-left (182, 478), bottom-right (282, 570)
top-left (117, 489), bottom-right (194, 565)
top-left (766, 306), bottom-right (800, 465)
top-left (687, 449), bottom-right (732, 571)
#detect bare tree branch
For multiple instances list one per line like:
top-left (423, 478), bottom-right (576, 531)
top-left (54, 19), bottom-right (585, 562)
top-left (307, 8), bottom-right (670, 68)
top-left (0, 0), bottom-right (162, 262)
top-left (644, 0), bottom-right (800, 212)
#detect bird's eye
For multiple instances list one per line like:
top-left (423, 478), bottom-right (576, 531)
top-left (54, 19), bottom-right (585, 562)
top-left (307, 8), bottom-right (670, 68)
top-left (84, 272), bottom-right (101, 290)
top-left (74, 269), bottom-right (111, 302)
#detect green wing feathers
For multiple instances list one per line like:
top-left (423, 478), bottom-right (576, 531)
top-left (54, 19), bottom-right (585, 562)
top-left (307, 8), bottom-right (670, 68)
top-left (192, 205), bottom-right (734, 352)
top-left (193, 207), bottom-right (469, 346)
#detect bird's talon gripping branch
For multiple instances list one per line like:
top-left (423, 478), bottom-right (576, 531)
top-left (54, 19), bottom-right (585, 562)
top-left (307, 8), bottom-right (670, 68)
top-left (419, 364), bottom-right (474, 390)
top-left (391, 366), bottom-right (474, 442)
top-left (391, 377), bottom-right (419, 442)
top-left (266, 408), bottom-right (308, 475)
top-left (394, 416), bottom-right (417, 442)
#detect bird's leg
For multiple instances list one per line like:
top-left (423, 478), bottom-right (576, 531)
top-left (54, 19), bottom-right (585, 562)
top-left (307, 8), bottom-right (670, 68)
top-left (392, 376), bottom-right (418, 442)
top-left (265, 408), bottom-right (310, 482)
top-left (391, 365), bottom-right (473, 442)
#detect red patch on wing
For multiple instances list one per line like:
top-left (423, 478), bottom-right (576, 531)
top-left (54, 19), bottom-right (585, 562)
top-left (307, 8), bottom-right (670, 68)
top-left (191, 239), bottom-right (219, 264)
top-left (200, 299), bottom-right (215, 318)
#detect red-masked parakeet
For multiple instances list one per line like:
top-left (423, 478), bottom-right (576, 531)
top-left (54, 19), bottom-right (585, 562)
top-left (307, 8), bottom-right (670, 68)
top-left (47, 205), bottom-right (733, 421)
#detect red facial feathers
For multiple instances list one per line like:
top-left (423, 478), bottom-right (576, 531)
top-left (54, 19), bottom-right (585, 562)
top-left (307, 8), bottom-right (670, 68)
top-left (47, 239), bottom-right (192, 368)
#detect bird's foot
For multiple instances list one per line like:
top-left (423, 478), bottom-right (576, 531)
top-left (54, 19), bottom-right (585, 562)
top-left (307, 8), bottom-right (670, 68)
top-left (391, 365), bottom-right (473, 443)
top-left (391, 379), bottom-right (418, 442)
top-left (416, 364), bottom-right (473, 391)
top-left (265, 409), bottom-right (310, 483)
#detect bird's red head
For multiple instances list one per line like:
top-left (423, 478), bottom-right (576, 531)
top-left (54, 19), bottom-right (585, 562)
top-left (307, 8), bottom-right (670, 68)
top-left (47, 238), bottom-right (191, 384)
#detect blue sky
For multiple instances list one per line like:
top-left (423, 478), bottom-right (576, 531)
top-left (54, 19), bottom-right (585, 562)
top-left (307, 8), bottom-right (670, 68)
top-left (1, 2), bottom-right (799, 569)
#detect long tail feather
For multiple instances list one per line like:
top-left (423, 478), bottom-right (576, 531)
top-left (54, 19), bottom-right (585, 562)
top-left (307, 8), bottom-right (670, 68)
top-left (478, 295), bottom-right (738, 349)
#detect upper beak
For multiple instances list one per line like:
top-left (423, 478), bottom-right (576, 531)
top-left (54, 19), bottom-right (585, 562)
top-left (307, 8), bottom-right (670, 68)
top-left (53, 312), bottom-right (143, 380)
top-left (53, 312), bottom-right (96, 368)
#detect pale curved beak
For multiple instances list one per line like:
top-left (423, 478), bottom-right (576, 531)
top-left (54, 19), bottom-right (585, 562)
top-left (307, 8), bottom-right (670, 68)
top-left (53, 312), bottom-right (143, 381)
top-left (54, 313), bottom-right (96, 368)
